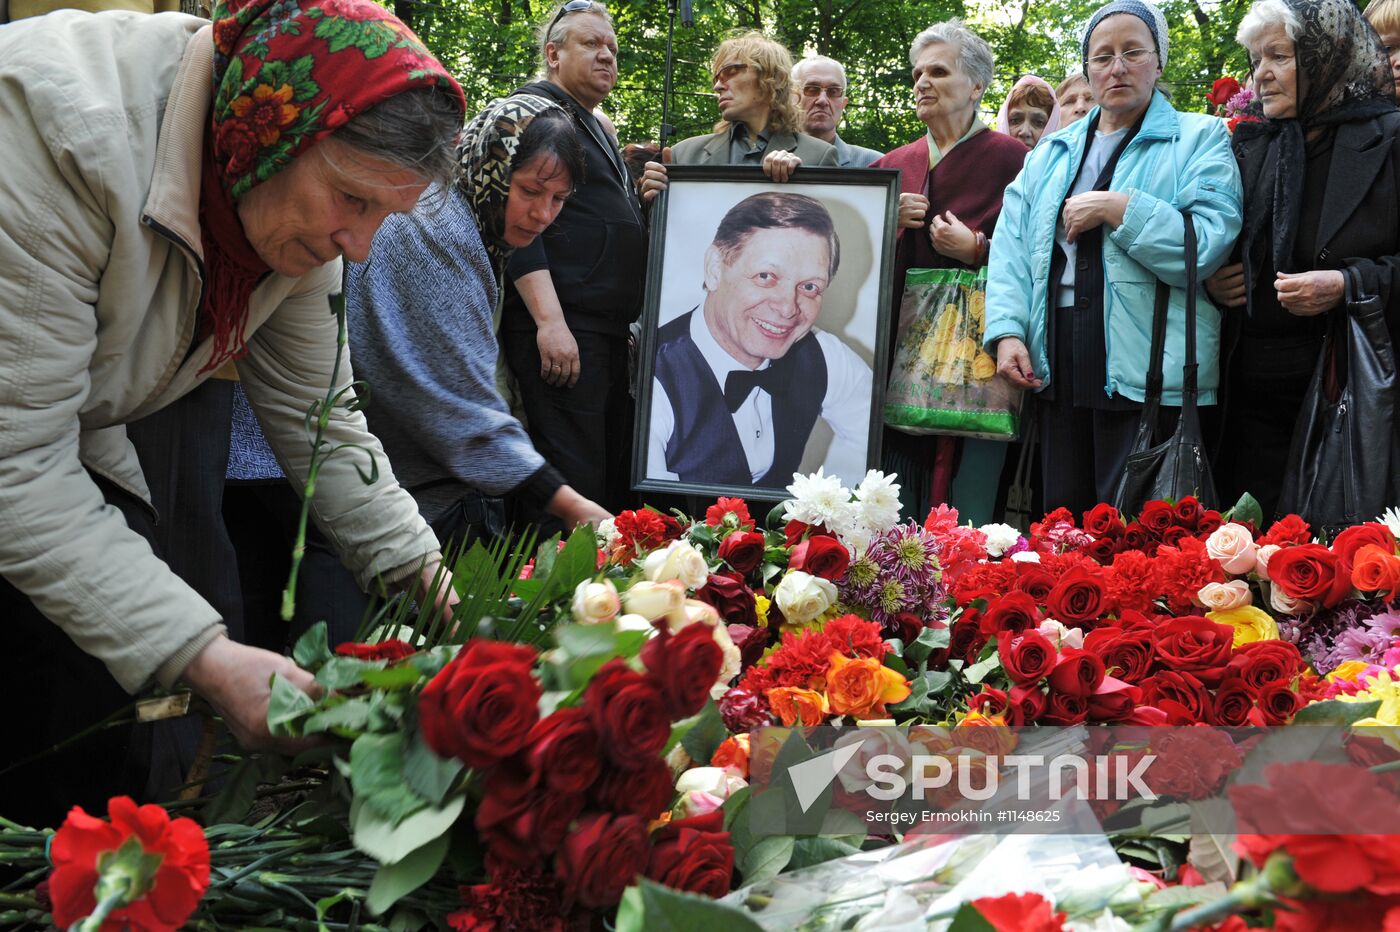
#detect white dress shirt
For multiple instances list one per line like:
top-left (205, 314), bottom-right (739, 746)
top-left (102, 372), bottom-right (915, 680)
top-left (648, 307), bottom-right (873, 484)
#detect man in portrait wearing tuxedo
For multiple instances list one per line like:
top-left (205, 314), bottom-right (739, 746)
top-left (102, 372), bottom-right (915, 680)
top-left (647, 192), bottom-right (872, 488)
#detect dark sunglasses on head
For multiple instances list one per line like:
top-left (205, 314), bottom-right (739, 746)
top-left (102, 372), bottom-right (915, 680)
top-left (547, 0), bottom-right (595, 43)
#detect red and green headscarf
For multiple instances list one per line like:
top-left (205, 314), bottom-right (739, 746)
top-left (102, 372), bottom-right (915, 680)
top-left (198, 0), bottom-right (465, 371)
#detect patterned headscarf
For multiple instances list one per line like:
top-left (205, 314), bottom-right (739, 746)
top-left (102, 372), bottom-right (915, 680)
top-left (1235, 0), bottom-right (1397, 279)
top-left (1082, 0), bottom-right (1170, 69)
top-left (198, 0), bottom-right (465, 374)
top-left (995, 74), bottom-right (1062, 144)
top-left (457, 94), bottom-right (568, 265)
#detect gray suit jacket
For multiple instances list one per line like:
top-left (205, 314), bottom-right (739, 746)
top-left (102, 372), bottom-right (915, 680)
top-left (671, 128), bottom-right (838, 167)
top-left (834, 135), bottom-right (883, 168)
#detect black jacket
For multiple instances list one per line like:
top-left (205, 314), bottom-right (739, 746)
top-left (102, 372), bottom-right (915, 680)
top-left (502, 80), bottom-right (647, 337)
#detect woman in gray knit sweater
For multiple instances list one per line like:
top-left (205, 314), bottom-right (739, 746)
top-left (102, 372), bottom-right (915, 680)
top-left (344, 94), bottom-right (612, 550)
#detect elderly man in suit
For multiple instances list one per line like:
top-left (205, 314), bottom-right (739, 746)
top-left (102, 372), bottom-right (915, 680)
top-left (792, 55), bottom-right (883, 167)
top-left (640, 31), bottom-right (837, 200)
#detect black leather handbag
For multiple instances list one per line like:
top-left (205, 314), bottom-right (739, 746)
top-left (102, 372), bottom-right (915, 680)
top-left (1276, 265), bottom-right (1400, 533)
top-left (1113, 209), bottom-right (1218, 514)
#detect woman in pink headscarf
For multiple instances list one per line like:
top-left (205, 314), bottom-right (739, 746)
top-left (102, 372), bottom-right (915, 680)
top-left (996, 74), bottom-right (1062, 148)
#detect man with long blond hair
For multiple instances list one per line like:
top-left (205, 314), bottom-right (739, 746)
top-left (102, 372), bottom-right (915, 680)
top-left (640, 31), bottom-right (835, 200)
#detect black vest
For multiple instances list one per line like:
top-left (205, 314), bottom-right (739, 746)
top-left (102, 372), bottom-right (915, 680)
top-left (654, 310), bottom-right (827, 486)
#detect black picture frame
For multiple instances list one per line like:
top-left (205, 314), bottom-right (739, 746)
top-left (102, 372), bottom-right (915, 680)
top-left (631, 165), bottom-right (900, 502)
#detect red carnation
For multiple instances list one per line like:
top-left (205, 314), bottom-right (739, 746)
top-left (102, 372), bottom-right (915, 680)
top-left (335, 639), bottom-right (416, 662)
top-left (614, 509), bottom-right (681, 561)
top-left (717, 530), bottom-right (765, 574)
top-left (447, 868), bottom-right (567, 932)
top-left (419, 640), bottom-right (540, 769)
top-left (821, 614), bottom-right (889, 659)
top-left (555, 813), bottom-right (651, 910)
top-left (789, 535), bottom-right (851, 581)
top-left (705, 496), bottom-right (753, 530)
top-left (971, 891), bottom-right (1067, 931)
top-left (49, 796), bottom-right (210, 932)
top-left (646, 810), bottom-right (735, 899)
top-left (585, 659), bottom-right (671, 769)
top-left (641, 622), bottom-right (725, 720)
top-left (1259, 514), bottom-right (1312, 547)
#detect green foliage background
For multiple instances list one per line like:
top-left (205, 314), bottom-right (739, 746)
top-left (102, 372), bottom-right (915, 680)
top-left (394, 0), bottom-right (1257, 152)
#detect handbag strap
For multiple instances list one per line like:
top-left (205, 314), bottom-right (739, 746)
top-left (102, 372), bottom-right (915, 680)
top-left (1139, 209), bottom-right (1198, 433)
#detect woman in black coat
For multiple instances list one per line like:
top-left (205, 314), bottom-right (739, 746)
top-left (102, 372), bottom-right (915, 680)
top-left (1207, 0), bottom-right (1400, 520)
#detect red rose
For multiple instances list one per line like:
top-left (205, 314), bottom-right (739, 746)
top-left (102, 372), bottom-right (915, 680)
top-left (642, 622), bottom-right (725, 719)
top-left (1254, 681), bottom-right (1302, 724)
top-left (1082, 503), bottom-right (1123, 538)
top-left (1332, 522), bottom-right (1399, 575)
top-left (1040, 689), bottom-right (1089, 724)
top-left (1258, 514), bottom-right (1311, 547)
top-left (1152, 616), bottom-right (1234, 679)
top-left (717, 530), bottom-right (766, 574)
top-left (1270, 543), bottom-right (1350, 607)
top-left (591, 754), bottom-right (675, 818)
top-left (695, 574), bottom-right (758, 627)
top-left (1013, 566), bottom-right (1056, 603)
top-left (971, 892), bottom-right (1068, 932)
top-left (706, 496), bottom-right (753, 530)
top-left (1086, 536), bottom-right (1118, 565)
top-left (950, 615), bottom-right (989, 664)
top-left (1226, 640), bottom-right (1306, 692)
top-left (789, 535), bottom-right (851, 581)
top-left (1084, 628), bottom-right (1155, 684)
top-left (554, 813), bottom-right (651, 910)
top-left (968, 686), bottom-right (1009, 716)
top-left (645, 810), bottom-right (734, 899)
top-left (980, 591), bottom-right (1042, 637)
top-left (1173, 496), bottom-right (1203, 529)
top-left (1208, 75), bottom-right (1241, 106)
top-left (1141, 670), bottom-right (1213, 724)
top-left (1045, 569), bottom-right (1107, 627)
top-left (585, 659), bottom-right (671, 769)
top-left (1007, 684), bottom-right (1048, 724)
top-left (1138, 500), bottom-right (1175, 535)
top-left (784, 519), bottom-right (835, 546)
top-left (419, 640), bottom-right (540, 769)
top-left (1161, 525), bottom-right (1192, 546)
top-left (475, 762), bottom-right (584, 866)
top-left (524, 707), bottom-right (603, 796)
top-left (1210, 677), bottom-right (1256, 726)
top-left (890, 611), bottom-right (926, 647)
top-left (1087, 676), bottom-right (1140, 721)
top-left (727, 623), bottom-right (774, 669)
top-left (335, 639), bottom-right (416, 662)
top-left (998, 630), bottom-right (1056, 684)
top-left (1197, 510), bottom-right (1224, 535)
top-left (1047, 648), bottom-right (1106, 697)
top-left (1121, 522), bottom-right (1150, 550)
top-left (49, 796), bottom-right (209, 932)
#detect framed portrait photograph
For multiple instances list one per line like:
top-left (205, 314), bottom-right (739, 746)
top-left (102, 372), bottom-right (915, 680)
top-left (632, 166), bottom-right (900, 501)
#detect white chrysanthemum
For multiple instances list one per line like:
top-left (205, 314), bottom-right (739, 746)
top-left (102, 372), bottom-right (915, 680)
top-left (842, 522), bottom-right (874, 558)
top-left (596, 517), bottom-right (619, 549)
top-left (979, 522), bottom-right (1022, 558)
top-left (855, 469), bottom-right (902, 533)
top-left (1380, 506), bottom-right (1400, 539)
top-left (784, 468), bottom-right (853, 528)
top-left (1010, 550), bottom-right (1041, 564)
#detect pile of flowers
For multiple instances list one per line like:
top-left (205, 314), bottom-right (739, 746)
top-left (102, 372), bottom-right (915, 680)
top-left (1207, 74), bottom-right (1264, 133)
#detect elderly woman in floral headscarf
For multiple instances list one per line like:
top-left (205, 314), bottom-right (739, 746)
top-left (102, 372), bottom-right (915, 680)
top-left (1206, 0), bottom-right (1400, 518)
top-left (345, 95), bottom-right (612, 558)
top-left (0, 0), bottom-right (463, 824)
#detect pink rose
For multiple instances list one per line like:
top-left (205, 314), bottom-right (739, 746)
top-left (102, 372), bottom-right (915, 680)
top-left (1205, 523), bottom-right (1258, 575)
top-left (1254, 544), bottom-right (1281, 581)
top-left (1196, 580), bottom-right (1252, 612)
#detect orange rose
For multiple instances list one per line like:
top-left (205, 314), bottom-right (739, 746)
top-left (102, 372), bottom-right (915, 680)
top-left (1352, 544), bottom-right (1400, 600)
top-left (766, 687), bottom-right (829, 726)
top-left (710, 734), bottom-right (751, 777)
top-left (952, 711), bottom-right (1018, 757)
top-left (826, 652), bottom-right (912, 719)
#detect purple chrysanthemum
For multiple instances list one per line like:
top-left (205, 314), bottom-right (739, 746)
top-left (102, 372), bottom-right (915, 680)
top-left (838, 521), bottom-right (949, 632)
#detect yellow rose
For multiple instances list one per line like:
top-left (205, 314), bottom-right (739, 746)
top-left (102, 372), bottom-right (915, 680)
top-left (972, 351), bottom-right (997, 381)
top-left (1327, 659), bottom-right (1373, 683)
top-left (1206, 604), bottom-right (1279, 647)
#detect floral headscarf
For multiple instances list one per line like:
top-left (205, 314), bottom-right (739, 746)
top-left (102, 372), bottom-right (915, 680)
top-left (199, 0), bottom-right (465, 373)
top-left (995, 75), bottom-right (1062, 145)
top-left (1235, 0), bottom-right (1397, 280)
top-left (456, 94), bottom-right (568, 266)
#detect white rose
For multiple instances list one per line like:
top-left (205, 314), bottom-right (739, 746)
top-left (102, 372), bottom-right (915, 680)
top-left (666, 598), bottom-right (722, 633)
top-left (622, 579), bottom-right (687, 622)
top-left (643, 540), bottom-right (710, 590)
top-left (708, 621), bottom-right (742, 696)
top-left (1196, 579), bottom-right (1252, 612)
top-left (613, 613), bottom-right (656, 635)
top-left (1206, 522), bottom-right (1258, 575)
top-left (570, 579), bottom-right (620, 624)
top-left (674, 766), bottom-right (747, 818)
top-left (1270, 582), bottom-right (1313, 617)
top-left (833, 726), bottom-right (913, 793)
top-left (1255, 543), bottom-right (1282, 581)
top-left (1037, 618), bottom-right (1083, 652)
top-left (773, 570), bottom-right (837, 625)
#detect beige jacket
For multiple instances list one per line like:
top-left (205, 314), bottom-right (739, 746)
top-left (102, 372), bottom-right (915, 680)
top-left (0, 11), bottom-right (440, 693)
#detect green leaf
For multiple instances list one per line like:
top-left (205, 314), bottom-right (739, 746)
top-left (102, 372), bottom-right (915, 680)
top-left (202, 754), bottom-right (289, 824)
top-left (787, 836), bottom-right (861, 870)
top-left (317, 655), bottom-right (376, 690)
top-left (267, 673), bottom-right (318, 737)
top-left (737, 834), bottom-right (795, 884)
top-left (366, 831), bottom-right (451, 916)
top-left (350, 732), bottom-right (430, 825)
top-left (616, 877), bottom-right (766, 932)
top-left (403, 730), bottom-right (463, 806)
top-left (680, 701), bottom-right (729, 764)
top-left (350, 793), bottom-right (466, 865)
top-left (303, 697), bottom-right (373, 736)
top-left (292, 622), bottom-right (333, 671)
top-left (359, 664), bottom-right (428, 689)
top-left (556, 623), bottom-right (625, 658)
top-left (549, 526), bottom-right (605, 598)
top-left (946, 902), bottom-right (998, 932)
top-left (1291, 698), bottom-right (1382, 725)
top-left (1224, 491), bottom-right (1264, 529)
top-left (904, 625), bottom-right (951, 666)
top-left (963, 653), bottom-right (1002, 685)
top-left (1145, 883), bottom-right (1228, 911)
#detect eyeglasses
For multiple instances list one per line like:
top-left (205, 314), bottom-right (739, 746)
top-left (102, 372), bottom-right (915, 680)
top-left (713, 62), bottom-right (748, 83)
top-left (1084, 47), bottom-right (1156, 73)
top-left (546, 0), bottom-right (594, 43)
top-left (800, 83), bottom-right (845, 100)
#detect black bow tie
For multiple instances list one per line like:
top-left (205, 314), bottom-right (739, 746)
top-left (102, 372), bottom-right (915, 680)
top-left (724, 366), bottom-right (786, 412)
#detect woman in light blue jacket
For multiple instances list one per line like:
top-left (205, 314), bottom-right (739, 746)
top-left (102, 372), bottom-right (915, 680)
top-left (984, 0), bottom-right (1243, 516)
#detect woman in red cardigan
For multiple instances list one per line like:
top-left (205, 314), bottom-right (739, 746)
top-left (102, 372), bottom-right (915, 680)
top-left (873, 19), bottom-right (1029, 525)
